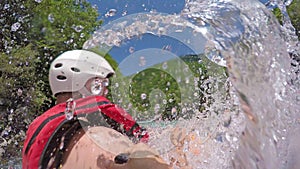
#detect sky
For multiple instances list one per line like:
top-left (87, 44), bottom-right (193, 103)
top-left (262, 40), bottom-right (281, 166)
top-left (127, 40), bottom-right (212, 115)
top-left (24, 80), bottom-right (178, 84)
top-left (86, 0), bottom-right (268, 74)
top-left (89, 0), bottom-right (185, 24)
top-left (87, 0), bottom-right (193, 65)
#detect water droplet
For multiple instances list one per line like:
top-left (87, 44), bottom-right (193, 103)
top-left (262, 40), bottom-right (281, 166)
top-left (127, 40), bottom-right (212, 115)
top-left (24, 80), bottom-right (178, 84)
top-left (59, 136), bottom-right (65, 150)
top-left (3, 130), bottom-right (9, 136)
top-left (171, 107), bottom-right (177, 114)
top-left (163, 99), bottom-right (167, 104)
top-left (158, 27), bottom-right (166, 35)
top-left (150, 9), bottom-right (157, 13)
top-left (105, 9), bottom-right (117, 17)
top-left (8, 115), bottom-right (13, 121)
top-left (129, 46), bottom-right (135, 53)
top-left (80, 33), bottom-right (85, 38)
top-left (162, 45), bottom-right (171, 51)
top-left (154, 104), bottom-right (160, 112)
top-left (65, 38), bottom-right (74, 45)
top-left (48, 13), bottom-right (55, 23)
top-left (4, 4), bottom-right (10, 10)
top-left (139, 56), bottom-right (146, 66)
top-left (122, 10), bottom-right (127, 16)
top-left (17, 88), bottom-right (22, 96)
top-left (185, 77), bottom-right (190, 84)
top-left (162, 62), bottom-right (168, 69)
top-left (141, 93), bottom-right (147, 100)
top-left (11, 22), bottom-right (21, 32)
top-left (73, 25), bottom-right (84, 32)
top-left (177, 77), bottom-right (181, 83)
top-left (65, 98), bottom-right (76, 120)
top-left (198, 68), bottom-right (202, 74)
top-left (175, 29), bottom-right (183, 33)
top-left (183, 140), bottom-right (189, 152)
top-left (215, 133), bottom-right (223, 142)
top-left (225, 132), bottom-right (231, 142)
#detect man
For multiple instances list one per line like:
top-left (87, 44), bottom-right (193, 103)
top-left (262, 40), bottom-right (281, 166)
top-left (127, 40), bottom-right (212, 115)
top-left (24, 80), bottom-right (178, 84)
top-left (22, 50), bottom-right (167, 169)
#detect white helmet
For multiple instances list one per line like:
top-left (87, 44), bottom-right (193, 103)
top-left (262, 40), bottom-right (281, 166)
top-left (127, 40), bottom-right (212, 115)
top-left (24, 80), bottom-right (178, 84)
top-left (49, 50), bottom-right (115, 96)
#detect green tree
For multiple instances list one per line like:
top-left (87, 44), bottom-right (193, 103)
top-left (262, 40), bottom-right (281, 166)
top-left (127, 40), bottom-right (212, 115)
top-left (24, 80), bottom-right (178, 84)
top-left (287, 0), bottom-right (300, 40)
top-left (0, 0), bottom-right (102, 164)
top-left (272, 7), bottom-right (284, 25)
top-left (0, 0), bottom-right (31, 52)
top-left (0, 45), bottom-right (42, 162)
top-left (112, 54), bottom-right (228, 121)
top-left (26, 0), bottom-right (102, 112)
top-left (272, 0), bottom-right (300, 40)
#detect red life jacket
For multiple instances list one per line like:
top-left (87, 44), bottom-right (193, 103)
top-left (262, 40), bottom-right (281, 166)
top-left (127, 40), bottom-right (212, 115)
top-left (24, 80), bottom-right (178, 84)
top-left (22, 95), bottom-right (149, 169)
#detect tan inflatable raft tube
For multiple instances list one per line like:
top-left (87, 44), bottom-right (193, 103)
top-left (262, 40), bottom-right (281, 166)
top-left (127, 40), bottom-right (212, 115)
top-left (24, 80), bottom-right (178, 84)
top-left (60, 126), bottom-right (172, 169)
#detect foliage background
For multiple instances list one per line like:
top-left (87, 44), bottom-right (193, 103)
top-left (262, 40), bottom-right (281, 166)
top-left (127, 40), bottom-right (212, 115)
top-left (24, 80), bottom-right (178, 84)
top-left (0, 0), bottom-right (102, 163)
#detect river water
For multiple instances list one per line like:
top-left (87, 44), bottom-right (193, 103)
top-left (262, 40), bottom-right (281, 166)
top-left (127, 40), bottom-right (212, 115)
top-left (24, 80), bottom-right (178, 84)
top-left (2, 0), bottom-right (299, 168)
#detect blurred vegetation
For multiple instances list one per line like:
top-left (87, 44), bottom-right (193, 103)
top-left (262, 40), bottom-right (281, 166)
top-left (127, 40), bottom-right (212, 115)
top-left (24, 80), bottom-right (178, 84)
top-left (26, 0), bottom-right (102, 111)
top-left (0, 0), bottom-right (101, 163)
top-left (287, 0), bottom-right (300, 40)
top-left (272, 0), bottom-right (300, 40)
top-left (110, 54), bottom-right (228, 121)
top-left (272, 7), bottom-right (284, 25)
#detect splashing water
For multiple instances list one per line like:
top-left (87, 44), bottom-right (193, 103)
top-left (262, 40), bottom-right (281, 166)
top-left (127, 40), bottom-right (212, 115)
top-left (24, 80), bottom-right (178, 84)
top-left (83, 0), bottom-right (299, 169)
top-left (105, 9), bottom-right (117, 17)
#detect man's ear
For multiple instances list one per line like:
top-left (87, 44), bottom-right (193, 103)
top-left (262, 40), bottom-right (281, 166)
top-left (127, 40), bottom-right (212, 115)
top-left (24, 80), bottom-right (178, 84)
top-left (104, 88), bottom-right (109, 96)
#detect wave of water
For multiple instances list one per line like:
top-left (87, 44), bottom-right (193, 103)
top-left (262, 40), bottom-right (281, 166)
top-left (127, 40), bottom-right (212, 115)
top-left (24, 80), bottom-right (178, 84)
top-left (182, 1), bottom-right (300, 169)
top-left (83, 0), bottom-right (300, 168)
